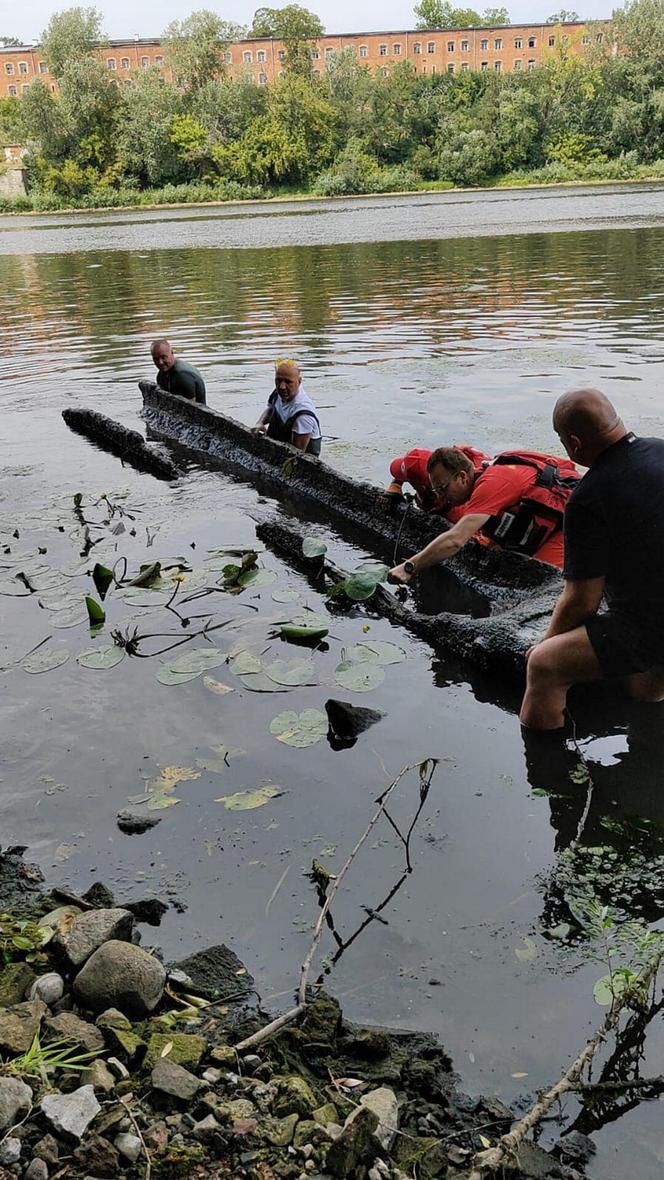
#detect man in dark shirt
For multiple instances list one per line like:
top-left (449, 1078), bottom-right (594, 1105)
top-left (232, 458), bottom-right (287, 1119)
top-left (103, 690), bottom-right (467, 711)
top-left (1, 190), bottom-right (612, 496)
top-left (151, 339), bottom-right (206, 404)
top-left (521, 388), bottom-right (664, 730)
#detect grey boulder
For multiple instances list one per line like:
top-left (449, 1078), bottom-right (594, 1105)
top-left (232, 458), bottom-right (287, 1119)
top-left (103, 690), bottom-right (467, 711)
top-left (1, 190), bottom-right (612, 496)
top-left (0, 1000), bottom-right (45, 1055)
top-left (151, 1057), bottom-right (203, 1102)
top-left (0, 1076), bottom-right (32, 1131)
top-left (24, 1160), bottom-right (49, 1180)
top-left (73, 940), bottom-right (166, 1017)
top-left (43, 1012), bottom-right (105, 1055)
top-left (28, 972), bottom-right (65, 1006)
top-left (41, 1084), bottom-right (101, 1141)
top-left (360, 1086), bottom-right (399, 1151)
top-left (115, 1131), bottom-right (143, 1162)
top-left (0, 1137), bottom-right (21, 1165)
top-left (55, 908), bottom-right (134, 968)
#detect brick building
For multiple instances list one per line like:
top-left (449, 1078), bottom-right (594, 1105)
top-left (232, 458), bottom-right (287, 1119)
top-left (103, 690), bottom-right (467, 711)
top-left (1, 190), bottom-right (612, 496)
top-left (0, 21), bottom-right (608, 98)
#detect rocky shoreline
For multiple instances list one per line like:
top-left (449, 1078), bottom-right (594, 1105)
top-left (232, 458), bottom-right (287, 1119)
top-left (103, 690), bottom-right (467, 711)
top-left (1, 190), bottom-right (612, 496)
top-left (0, 848), bottom-right (593, 1180)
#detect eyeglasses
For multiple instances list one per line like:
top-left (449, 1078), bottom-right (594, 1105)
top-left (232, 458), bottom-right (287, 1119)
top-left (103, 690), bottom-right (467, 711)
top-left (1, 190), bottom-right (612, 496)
top-left (430, 474), bottom-right (454, 496)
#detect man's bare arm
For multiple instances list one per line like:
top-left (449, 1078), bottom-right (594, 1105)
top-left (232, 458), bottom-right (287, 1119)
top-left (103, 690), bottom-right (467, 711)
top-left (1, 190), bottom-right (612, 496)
top-left (543, 577), bottom-right (605, 641)
top-left (292, 432), bottom-right (312, 451)
top-left (389, 513), bottom-right (489, 582)
top-left (252, 408), bottom-right (272, 434)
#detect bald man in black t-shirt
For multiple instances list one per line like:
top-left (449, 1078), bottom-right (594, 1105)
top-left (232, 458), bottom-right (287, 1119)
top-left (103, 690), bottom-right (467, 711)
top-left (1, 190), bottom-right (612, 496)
top-left (521, 388), bottom-right (664, 731)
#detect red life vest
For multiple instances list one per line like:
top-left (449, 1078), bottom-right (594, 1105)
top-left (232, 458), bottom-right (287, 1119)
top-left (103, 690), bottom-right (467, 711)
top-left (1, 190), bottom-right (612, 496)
top-left (481, 450), bottom-right (580, 556)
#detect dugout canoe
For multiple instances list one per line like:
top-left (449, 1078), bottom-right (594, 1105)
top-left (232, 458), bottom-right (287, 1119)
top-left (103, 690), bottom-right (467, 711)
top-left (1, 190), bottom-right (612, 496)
top-left (64, 384), bottom-right (563, 675)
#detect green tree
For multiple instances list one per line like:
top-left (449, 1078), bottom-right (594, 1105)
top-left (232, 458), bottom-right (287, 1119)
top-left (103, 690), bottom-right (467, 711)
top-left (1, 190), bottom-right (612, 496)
top-left (40, 7), bottom-right (104, 80)
top-left (0, 36), bottom-right (22, 46)
top-left (163, 10), bottom-right (245, 92)
top-left (482, 7), bottom-right (510, 23)
top-left (613, 0), bottom-right (664, 84)
top-left (250, 5), bottom-right (324, 75)
top-left (437, 119), bottom-right (498, 182)
top-left (20, 79), bottom-right (65, 159)
top-left (190, 77), bottom-right (268, 144)
top-left (57, 56), bottom-right (120, 169)
top-left (324, 48), bottom-right (373, 141)
top-left (546, 9), bottom-right (580, 20)
top-left (115, 69), bottom-right (183, 185)
top-left (414, 1), bottom-right (481, 28)
top-left (0, 97), bottom-right (23, 143)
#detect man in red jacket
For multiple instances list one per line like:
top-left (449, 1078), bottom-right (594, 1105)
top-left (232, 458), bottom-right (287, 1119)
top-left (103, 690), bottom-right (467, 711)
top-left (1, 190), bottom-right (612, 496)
top-left (387, 446), bottom-right (490, 513)
top-left (388, 445), bottom-right (578, 576)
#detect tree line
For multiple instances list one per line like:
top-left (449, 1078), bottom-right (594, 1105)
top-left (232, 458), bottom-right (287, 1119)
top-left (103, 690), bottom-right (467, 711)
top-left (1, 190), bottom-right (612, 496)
top-left (0, 0), bottom-right (662, 211)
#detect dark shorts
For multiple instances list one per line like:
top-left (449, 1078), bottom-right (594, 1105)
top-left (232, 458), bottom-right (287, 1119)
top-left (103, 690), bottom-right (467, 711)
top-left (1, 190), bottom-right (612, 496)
top-left (585, 612), bottom-right (664, 679)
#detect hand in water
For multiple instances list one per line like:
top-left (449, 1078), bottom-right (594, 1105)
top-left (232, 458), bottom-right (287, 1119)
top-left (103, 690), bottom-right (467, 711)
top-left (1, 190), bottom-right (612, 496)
top-left (388, 563), bottom-right (413, 585)
top-left (251, 425), bottom-right (267, 436)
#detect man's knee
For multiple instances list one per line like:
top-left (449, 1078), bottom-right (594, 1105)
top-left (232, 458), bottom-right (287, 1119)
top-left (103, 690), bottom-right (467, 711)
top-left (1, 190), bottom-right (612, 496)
top-left (526, 642), bottom-right (561, 687)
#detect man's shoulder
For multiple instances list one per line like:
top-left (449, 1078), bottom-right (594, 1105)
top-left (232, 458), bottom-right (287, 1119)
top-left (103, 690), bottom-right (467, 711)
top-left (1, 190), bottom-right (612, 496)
top-left (173, 359), bottom-right (202, 378)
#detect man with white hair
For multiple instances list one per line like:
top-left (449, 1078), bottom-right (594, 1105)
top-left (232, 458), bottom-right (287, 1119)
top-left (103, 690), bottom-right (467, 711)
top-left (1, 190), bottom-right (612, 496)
top-left (252, 359), bottom-right (321, 456)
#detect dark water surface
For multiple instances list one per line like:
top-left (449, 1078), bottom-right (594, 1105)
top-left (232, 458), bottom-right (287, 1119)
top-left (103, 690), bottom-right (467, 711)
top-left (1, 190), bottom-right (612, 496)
top-left (2, 188), bottom-right (664, 1178)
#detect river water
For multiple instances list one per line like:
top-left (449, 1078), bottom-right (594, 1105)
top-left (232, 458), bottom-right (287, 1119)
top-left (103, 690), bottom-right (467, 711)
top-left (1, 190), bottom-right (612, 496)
top-left (2, 184), bottom-right (664, 1177)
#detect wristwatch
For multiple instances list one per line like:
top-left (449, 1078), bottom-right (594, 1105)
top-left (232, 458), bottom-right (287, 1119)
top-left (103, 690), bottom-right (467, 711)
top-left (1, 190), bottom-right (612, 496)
top-left (404, 560), bottom-right (416, 575)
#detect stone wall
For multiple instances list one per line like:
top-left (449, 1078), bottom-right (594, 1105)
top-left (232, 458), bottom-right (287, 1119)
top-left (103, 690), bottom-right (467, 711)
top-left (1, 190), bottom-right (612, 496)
top-left (0, 165), bottom-right (27, 198)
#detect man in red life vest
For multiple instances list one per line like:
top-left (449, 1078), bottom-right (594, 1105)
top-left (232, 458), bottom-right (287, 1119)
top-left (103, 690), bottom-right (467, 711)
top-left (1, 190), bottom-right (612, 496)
top-left (387, 446), bottom-right (489, 513)
top-left (388, 445), bottom-right (579, 578)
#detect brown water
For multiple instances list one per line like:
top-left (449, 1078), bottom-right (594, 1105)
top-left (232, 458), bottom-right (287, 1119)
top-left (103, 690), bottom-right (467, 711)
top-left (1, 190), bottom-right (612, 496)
top-left (2, 186), bottom-right (664, 1178)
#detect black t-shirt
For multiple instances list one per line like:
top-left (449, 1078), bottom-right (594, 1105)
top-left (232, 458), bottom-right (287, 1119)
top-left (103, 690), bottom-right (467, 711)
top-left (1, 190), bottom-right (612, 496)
top-left (157, 359), bottom-right (206, 404)
top-left (564, 434), bottom-right (664, 622)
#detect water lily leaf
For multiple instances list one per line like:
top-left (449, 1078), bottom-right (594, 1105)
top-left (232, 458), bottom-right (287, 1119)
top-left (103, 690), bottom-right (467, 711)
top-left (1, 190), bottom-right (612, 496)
top-left (156, 666), bottom-right (202, 686)
top-left (125, 561), bottom-right (162, 588)
top-left (302, 537), bottom-right (328, 559)
top-left (347, 641), bottom-right (406, 665)
top-left (39, 593), bottom-right (80, 613)
top-left (121, 588), bottom-right (171, 607)
top-left (272, 589), bottom-right (301, 603)
top-left (0, 580), bottom-right (30, 597)
top-left (229, 650), bottom-right (263, 676)
top-left (239, 673), bottom-right (291, 693)
top-left (237, 568), bottom-right (277, 589)
top-left (343, 572), bottom-right (384, 601)
top-left (168, 647), bottom-right (226, 674)
top-left (22, 647), bottom-right (70, 674)
top-left (279, 622), bottom-right (329, 642)
top-left (203, 676), bottom-right (234, 696)
top-left (129, 765), bottom-right (200, 810)
top-left (196, 744), bottom-right (244, 773)
top-left (50, 603), bottom-right (89, 628)
top-left (269, 709), bottom-right (328, 747)
top-left (264, 657), bottom-right (317, 686)
top-left (515, 936), bottom-right (538, 962)
top-left (77, 646), bottom-right (125, 670)
top-left (92, 563), bottom-right (114, 600)
top-left (354, 562), bottom-right (391, 581)
top-left (548, 922), bottom-right (572, 940)
top-left (216, 785), bottom-right (283, 810)
top-left (288, 612), bottom-right (331, 631)
top-left (334, 661), bottom-right (385, 692)
top-left (85, 596), bottom-right (105, 626)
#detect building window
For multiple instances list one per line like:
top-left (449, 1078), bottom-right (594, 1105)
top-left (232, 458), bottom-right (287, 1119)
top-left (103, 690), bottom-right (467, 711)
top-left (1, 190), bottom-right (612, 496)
top-left (379, 43), bottom-right (387, 55)
top-left (548, 35), bottom-right (555, 45)
top-left (110, 79), bottom-right (118, 88)
top-left (461, 39), bottom-right (469, 50)
top-left (311, 49), bottom-right (319, 58)
top-left (514, 58), bottom-right (522, 68)
top-left (224, 51), bottom-right (232, 63)
top-left (259, 71), bottom-right (267, 83)
top-left (393, 43), bottom-right (401, 54)
top-left (480, 60), bottom-right (488, 69)
top-left (39, 61), bottom-right (48, 74)
top-left (427, 40), bottom-right (435, 52)
top-left (325, 46), bottom-right (334, 56)
top-left (528, 37), bottom-right (536, 47)
top-left (495, 37), bottom-right (502, 48)
top-left (447, 40), bottom-right (454, 51)
top-left (141, 56), bottom-right (149, 67)
top-left (447, 62), bottom-right (454, 72)
top-left (480, 38), bottom-right (488, 49)
top-left (527, 58), bottom-right (536, 68)
top-left (257, 50), bottom-right (266, 61)
top-left (19, 61), bottom-right (28, 74)
top-left (359, 44), bottom-right (368, 56)
top-left (431, 63), bottom-right (436, 73)
top-left (124, 79), bottom-right (132, 87)
top-left (494, 59), bottom-right (502, 70)
top-left (413, 41), bottom-right (421, 53)
top-left (582, 33), bottom-right (590, 44)
top-left (460, 60), bottom-right (468, 70)
top-left (278, 49), bottom-right (285, 60)
top-left (596, 31), bottom-right (603, 42)
top-left (243, 51), bottom-right (252, 62)
top-left (107, 58), bottom-right (116, 70)
top-left (4, 63), bottom-right (13, 75)
top-left (155, 55), bottom-right (163, 66)
top-left (121, 57), bottom-right (130, 68)
top-left (8, 84), bottom-right (16, 95)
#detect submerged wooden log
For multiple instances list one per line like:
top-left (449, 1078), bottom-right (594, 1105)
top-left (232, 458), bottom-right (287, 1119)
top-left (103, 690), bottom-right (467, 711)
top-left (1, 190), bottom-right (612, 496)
top-left (62, 407), bottom-right (182, 481)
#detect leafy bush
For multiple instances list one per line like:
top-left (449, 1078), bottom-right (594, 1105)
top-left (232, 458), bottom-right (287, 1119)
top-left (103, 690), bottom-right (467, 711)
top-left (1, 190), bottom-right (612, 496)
top-left (314, 140), bottom-right (418, 196)
top-left (437, 128), bottom-right (498, 186)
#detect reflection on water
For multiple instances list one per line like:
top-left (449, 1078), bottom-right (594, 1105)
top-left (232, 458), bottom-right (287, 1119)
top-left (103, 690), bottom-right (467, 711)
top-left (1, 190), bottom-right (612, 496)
top-left (1, 197), bottom-right (664, 1179)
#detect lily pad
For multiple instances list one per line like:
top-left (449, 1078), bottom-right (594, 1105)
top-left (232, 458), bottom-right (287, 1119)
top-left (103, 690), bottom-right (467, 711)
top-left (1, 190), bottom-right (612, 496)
top-left (272, 589), bottom-right (302, 603)
top-left (240, 673), bottom-right (291, 693)
top-left (77, 646), bottom-right (125, 670)
top-left (229, 650), bottom-right (263, 676)
top-left (236, 568), bottom-right (277, 589)
top-left (334, 661), bottom-right (385, 692)
top-left (347, 641), bottom-right (406, 665)
top-left (0, 580), bottom-right (30, 597)
top-left (302, 537), bottom-right (328, 559)
top-left (168, 647), bottom-right (226, 675)
top-left (288, 612), bottom-right (331, 631)
top-left (22, 647), bottom-right (70, 675)
top-left (264, 657), bottom-right (317, 686)
top-left (50, 603), bottom-right (89, 629)
top-left (216, 785), bottom-right (283, 811)
top-left (343, 571), bottom-right (385, 602)
top-left (269, 709), bottom-right (328, 748)
top-left (156, 666), bottom-right (202, 686)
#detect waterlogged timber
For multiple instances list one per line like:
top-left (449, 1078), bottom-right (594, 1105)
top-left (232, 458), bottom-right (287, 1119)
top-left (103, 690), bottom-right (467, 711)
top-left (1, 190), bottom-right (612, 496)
top-left (3, 197), bottom-right (664, 1179)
